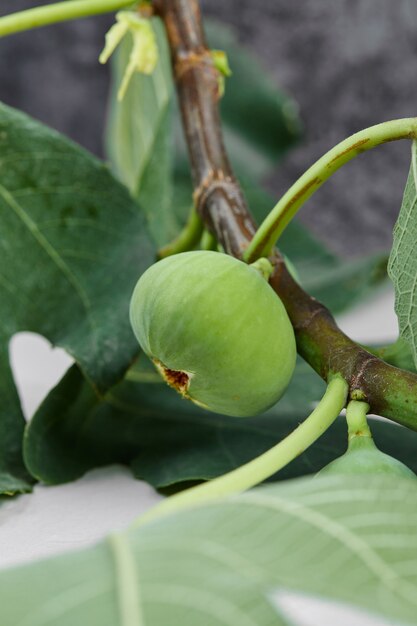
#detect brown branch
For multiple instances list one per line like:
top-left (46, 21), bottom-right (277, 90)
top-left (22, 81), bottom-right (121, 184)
top-left (155, 0), bottom-right (417, 431)
top-left (154, 0), bottom-right (255, 256)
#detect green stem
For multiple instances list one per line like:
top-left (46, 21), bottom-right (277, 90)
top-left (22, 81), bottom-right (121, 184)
top-left (346, 400), bottom-right (371, 440)
top-left (133, 375), bottom-right (348, 527)
top-left (200, 229), bottom-right (218, 251)
top-left (157, 207), bottom-right (203, 259)
top-left (250, 257), bottom-right (274, 281)
top-left (244, 118), bottom-right (417, 263)
top-left (0, 0), bottom-right (136, 37)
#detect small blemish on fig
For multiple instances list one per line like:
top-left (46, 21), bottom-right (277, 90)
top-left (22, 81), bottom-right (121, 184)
top-left (164, 367), bottom-right (189, 392)
top-left (153, 359), bottom-right (190, 395)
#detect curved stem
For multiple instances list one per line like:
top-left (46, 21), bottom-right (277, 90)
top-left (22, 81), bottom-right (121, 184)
top-left (345, 400), bottom-right (371, 440)
top-left (244, 118), bottom-right (417, 263)
top-left (133, 375), bottom-right (348, 527)
top-left (0, 0), bottom-right (136, 38)
top-left (157, 207), bottom-right (203, 259)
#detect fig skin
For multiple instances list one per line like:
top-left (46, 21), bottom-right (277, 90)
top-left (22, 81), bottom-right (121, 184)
top-left (319, 435), bottom-right (415, 479)
top-left (129, 250), bottom-right (296, 417)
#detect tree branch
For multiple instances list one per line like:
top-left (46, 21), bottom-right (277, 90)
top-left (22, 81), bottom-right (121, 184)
top-left (154, 0), bottom-right (255, 256)
top-left (155, 0), bottom-right (417, 431)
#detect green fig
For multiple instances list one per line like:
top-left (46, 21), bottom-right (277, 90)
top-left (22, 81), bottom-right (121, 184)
top-left (319, 434), bottom-right (415, 479)
top-left (129, 250), bottom-right (296, 417)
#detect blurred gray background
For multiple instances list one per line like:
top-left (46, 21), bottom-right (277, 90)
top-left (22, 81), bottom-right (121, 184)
top-left (1, 0), bottom-right (416, 256)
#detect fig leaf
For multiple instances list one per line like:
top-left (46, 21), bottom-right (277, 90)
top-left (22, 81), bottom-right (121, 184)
top-left (1, 475), bottom-right (417, 625)
top-left (388, 140), bottom-right (417, 370)
top-left (0, 103), bottom-right (155, 493)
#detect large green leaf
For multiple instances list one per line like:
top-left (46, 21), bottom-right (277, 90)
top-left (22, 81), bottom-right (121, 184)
top-left (0, 103), bottom-right (155, 493)
top-left (0, 352), bottom-right (33, 495)
top-left (1, 475), bottom-right (417, 625)
top-left (388, 140), bottom-right (417, 369)
top-left (23, 358), bottom-right (321, 485)
top-left (24, 357), bottom-right (417, 489)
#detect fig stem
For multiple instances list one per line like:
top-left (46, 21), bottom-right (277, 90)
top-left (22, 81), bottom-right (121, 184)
top-left (157, 207), bottom-right (204, 259)
top-left (250, 257), bottom-right (274, 281)
top-left (0, 0), bottom-right (136, 37)
top-left (244, 118), bottom-right (417, 263)
top-left (132, 375), bottom-right (348, 528)
top-left (346, 400), bottom-right (371, 440)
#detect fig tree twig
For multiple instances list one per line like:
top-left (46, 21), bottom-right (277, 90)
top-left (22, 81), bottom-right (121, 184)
top-left (154, 0), bottom-right (417, 431)
top-left (153, 0), bottom-right (256, 257)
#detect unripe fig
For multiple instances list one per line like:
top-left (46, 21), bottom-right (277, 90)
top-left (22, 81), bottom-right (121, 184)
top-left (319, 435), bottom-right (415, 479)
top-left (130, 251), bottom-right (296, 417)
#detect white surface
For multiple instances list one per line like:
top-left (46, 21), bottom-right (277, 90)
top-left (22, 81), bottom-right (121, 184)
top-left (0, 467), bottom-right (161, 570)
top-left (271, 590), bottom-right (400, 626)
top-left (336, 284), bottom-right (397, 344)
top-left (9, 331), bottom-right (73, 420)
top-left (0, 286), bottom-right (399, 588)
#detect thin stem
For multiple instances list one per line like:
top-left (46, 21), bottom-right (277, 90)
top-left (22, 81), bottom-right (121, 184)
top-left (200, 229), bottom-right (218, 251)
top-left (244, 118), bottom-right (417, 263)
top-left (157, 207), bottom-right (203, 259)
top-left (0, 0), bottom-right (136, 38)
top-left (345, 400), bottom-right (371, 440)
top-left (250, 257), bottom-right (274, 281)
top-left (133, 375), bottom-right (348, 527)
